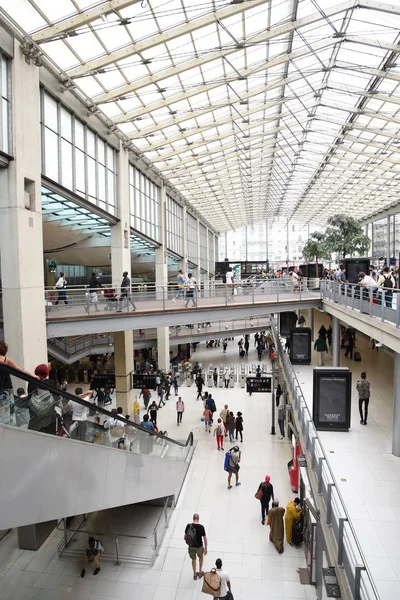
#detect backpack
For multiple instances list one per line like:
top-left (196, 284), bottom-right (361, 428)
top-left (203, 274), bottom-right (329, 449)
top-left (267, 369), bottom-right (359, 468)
top-left (202, 569), bottom-right (221, 597)
top-left (185, 523), bottom-right (197, 547)
top-left (216, 424), bottom-right (223, 436)
top-left (209, 399), bottom-right (216, 413)
top-left (224, 451), bottom-right (231, 472)
top-left (383, 275), bottom-right (393, 293)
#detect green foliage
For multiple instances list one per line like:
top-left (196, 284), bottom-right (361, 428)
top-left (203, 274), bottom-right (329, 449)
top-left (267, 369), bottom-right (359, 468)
top-left (323, 215), bottom-right (370, 259)
top-left (302, 231), bottom-right (330, 262)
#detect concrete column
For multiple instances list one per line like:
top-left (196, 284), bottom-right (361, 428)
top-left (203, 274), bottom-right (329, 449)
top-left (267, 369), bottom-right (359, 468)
top-left (331, 316), bottom-right (340, 367)
top-left (308, 308), bottom-right (314, 338)
top-left (393, 353), bottom-right (400, 456)
top-left (182, 206), bottom-right (188, 273)
top-left (203, 227), bottom-right (210, 297)
top-left (387, 215), bottom-right (391, 267)
top-left (111, 143), bottom-right (130, 287)
top-left (155, 183), bottom-right (170, 367)
top-left (157, 327), bottom-right (170, 373)
top-left (114, 331), bottom-right (134, 416)
top-left (0, 41), bottom-right (47, 370)
top-left (194, 219), bottom-right (201, 283)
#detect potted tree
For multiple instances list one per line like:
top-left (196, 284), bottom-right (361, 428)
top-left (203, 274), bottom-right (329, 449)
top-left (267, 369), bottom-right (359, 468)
top-left (302, 231), bottom-right (330, 280)
top-left (323, 215), bottom-right (370, 259)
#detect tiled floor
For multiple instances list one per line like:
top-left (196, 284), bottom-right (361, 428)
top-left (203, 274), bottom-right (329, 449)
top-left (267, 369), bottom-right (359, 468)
top-left (297, 312), bottom-right (399, 600)
top-left (0, 339), bottom-right (317, 600)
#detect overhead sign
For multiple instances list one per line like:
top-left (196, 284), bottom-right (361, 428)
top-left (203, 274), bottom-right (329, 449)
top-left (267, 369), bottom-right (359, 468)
top-left (246, 376), bottom-right (272, 394)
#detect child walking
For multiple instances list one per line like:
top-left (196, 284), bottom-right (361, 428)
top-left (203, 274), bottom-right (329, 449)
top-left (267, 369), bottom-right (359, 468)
top-left (214, 418), bottom-right (225, 450)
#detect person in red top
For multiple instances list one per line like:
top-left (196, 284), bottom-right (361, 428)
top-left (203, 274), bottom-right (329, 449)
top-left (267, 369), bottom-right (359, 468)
top-left (203, 406), bottom-right (211, 432)
top-left (213, 418), bottom-right (225, 450)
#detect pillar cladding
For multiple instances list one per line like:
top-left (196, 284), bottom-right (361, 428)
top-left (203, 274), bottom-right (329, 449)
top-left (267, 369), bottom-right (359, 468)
top-left (157, 327), bottom-right (170, 373)
top-left (393, 353), bottom-right (400, 457)
top-left (111, 142), bottom-right (130, 288)
top-left (331, 316), bottom-right (340, 368)
top-left (0, 41), bottom-right (47, 370)
top-left (114, 331), bottom-right (134, 416)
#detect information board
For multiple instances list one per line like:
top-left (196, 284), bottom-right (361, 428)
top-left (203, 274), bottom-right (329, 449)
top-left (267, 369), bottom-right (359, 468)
top-left (133, 374), bottom-right (157, 390)
top-left (91, 373), bottom-right (115, 388)
top-left (312, 368), bottom-right (351, 431)
top-left (246, 376), bottom-right (272, 395)
top-left (290, 328), bottom-right (311, 364)
top-left (280, 312), bottom-right (298, 337)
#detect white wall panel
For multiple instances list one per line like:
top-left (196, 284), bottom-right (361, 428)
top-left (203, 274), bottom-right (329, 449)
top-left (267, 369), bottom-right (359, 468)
top-left (0, 425), bottom-right (189, 530)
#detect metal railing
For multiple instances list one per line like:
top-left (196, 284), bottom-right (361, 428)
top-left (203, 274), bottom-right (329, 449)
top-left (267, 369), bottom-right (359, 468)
top-left (42, 278), bottom-right (321, 319)
top-left (57, 495), bottom-right (175, 567)
top-left (0, 364), bottom-right (193, 458)
top-left (271, 320), bottom-right (379, 600)
top-left (321, 280), bottom-right (399, 328)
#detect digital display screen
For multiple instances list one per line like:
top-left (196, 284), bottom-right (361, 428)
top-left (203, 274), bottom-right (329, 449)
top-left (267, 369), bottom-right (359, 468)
top-left (292, 331), bottom-right (310, 361)
top-left (280, 312), bottom-right (298, 337)
top-left (318, 377), bottom-right (347, 423)
top-left (345, 259), bottom-right (370, 284)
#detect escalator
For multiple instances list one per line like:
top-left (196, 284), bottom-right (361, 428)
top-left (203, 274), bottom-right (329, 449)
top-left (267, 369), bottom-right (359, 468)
top-left (0, 364), bottom-right (194, 531)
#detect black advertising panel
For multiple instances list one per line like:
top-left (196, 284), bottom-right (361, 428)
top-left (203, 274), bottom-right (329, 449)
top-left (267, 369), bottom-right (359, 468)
top-left (246, 376), bottom-right (272, 395)
top-left (344, 258), bottom-right (370, 284)
top-left (312, 368), bottom-right (352, 431)
top-left (299, 264), bottom-right (323, 279)
top-left (133, 374), bottom-right (157, 390)
top-left (290, 328), bottom-right (311, 365)
top-left (91, 373), bottom-right (115, 388)
top-left (280, 312), bottom-right (298, 337)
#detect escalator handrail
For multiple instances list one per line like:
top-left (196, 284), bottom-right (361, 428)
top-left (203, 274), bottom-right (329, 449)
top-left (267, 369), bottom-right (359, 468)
top-left (0, 364), bottom-right (194, 448)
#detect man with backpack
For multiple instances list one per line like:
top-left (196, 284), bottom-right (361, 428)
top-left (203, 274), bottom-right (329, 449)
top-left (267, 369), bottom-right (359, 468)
top-left (378, 266), bottom-right (395, 308)
top-left (184, 513), bottom-right (207, 580)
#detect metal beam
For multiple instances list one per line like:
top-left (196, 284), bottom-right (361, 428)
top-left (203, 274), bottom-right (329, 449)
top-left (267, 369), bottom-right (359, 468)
top-left (92, 1), bottom-right (354, 103)
top-left (67, 0), bottom-right (270, 78)
top-left (334, 60), bottom-right (400, 84)
top-left (32, 0), bottom-right (142, 42)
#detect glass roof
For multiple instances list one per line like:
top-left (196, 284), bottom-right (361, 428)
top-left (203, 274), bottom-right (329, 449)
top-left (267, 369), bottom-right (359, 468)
top-left (5, 0), bottom-right (400, 230)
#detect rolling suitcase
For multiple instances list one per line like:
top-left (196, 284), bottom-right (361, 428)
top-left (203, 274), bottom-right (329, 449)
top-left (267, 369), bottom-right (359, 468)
top-left (354, 352), bottom-right (361, 361)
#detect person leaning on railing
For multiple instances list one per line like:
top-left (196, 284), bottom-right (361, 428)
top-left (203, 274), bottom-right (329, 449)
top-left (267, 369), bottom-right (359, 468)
top-left (0, 342), bottom-right (40, 424)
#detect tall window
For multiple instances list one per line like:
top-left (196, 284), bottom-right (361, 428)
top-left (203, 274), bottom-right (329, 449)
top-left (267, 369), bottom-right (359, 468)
top-left (166, 194), bottom-right (183, 255)
top-left (200, 223), bottom-right (207, 265)
top-left (209, 231), bottom-right (215, 273)
top-left (41, 90), bottom-right (117, 215)
top-left (129, 164), bottom-right (160, 242)
top-left (187, 213), bottom-right (198, 264)
top-left (0, 55), bottom-right (11, 155)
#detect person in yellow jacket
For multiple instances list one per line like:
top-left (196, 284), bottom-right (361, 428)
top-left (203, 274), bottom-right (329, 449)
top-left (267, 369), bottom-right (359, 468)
top-left (285, 497), bottom-right (302, 544)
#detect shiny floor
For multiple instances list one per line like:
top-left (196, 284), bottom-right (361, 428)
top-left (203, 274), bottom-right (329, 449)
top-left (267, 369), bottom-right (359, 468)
top-left (0, 341), bottom-right (318, 600)
top-left (297, 311), bottom-right (398, 600)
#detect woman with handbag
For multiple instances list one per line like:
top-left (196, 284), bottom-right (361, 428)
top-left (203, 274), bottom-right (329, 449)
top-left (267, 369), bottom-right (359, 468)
top-left (255, 475), bottom-right (274, 525)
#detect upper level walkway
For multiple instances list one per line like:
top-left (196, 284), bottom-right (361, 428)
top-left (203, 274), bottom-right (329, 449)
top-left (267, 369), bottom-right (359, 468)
top-left (40, 280), bottom-right (321, 337)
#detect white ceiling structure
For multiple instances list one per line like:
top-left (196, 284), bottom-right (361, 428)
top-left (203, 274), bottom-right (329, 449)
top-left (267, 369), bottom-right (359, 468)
top-left (2, 0), bottom-right (400, 231)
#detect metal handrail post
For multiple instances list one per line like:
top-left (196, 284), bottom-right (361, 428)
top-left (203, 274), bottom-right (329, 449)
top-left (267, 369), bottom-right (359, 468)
top-left (115, 536), bottom-right (121, 565)
top-left (63, 518), bottom-right (68, 548)
top-left (369, 287), bottom-right (373, 316)
top-left (338, 517), bottom-right (348, 566)
top-left (318, 457), bottom-right (324, 495)
top-left (354, 565), bottom-right (364, 600)
top-left (326, 483), bottom-right (334, 526)
top-left (381, 290), bottom-right (385, 322)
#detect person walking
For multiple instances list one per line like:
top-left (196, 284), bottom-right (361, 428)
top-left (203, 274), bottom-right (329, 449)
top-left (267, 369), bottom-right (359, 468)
top-left (184, 514), bottom-right (207, 580)
top-left (256, 475), bottom-right (274, 524)
top-left (378, 266), bottom-right (395, 308)
top-left (275, 383), bottom-right (282, 407)
top-left (227, 446), bottom-right (241, 489)
top-left (139, 385), bottom-right (151, 410)
top-left (196, 373), bottom-right (204, 400)
top-left (257, 343), bottom-right (263, 361)
top-left (235, 411), bottom-right (243, 442)
top-left (285, 497), bottom-right (302, 545)
top-left (314, 334), bottom-right (328, 366)
top-left (214, 558), bottom-right (232, 599)
top-left (357, 371), bottom-right (370, 425)
top-left (220, 404), bottom-right (229, 437)
top-left (172, 375), bottom-right (179, 396)
top-left (117, 271), bottom-right (136, 312)
top-left (184, 273), bottom-right (197, 308)
top-left (227, 411), bottom-right (235, 443)
top-left (54, 272), bottom-right (69, 307)
top-left (173, 269), bottom-right (186, 302)
top-left (244, 338), bottom-right (250, 356)
top-left (140, 413), bottom-right (156, 432)
top-left (223, 368), bottom-right (230, 389)
top-left (226, 266), bottom-right (235, 302)
top-left (157, 385), bottom-right (166, 408)
top-left (278, 403), bottom-right (286, 439)
top-left (147, 400), bottom-right (158, 425)
top-left (176, 396), bottom-right (184, 425)
top-left (213, 368), bottom-right (218, 387)
top-left (214, 418), bottom-right (225, 450)
top-left (86, 272), bottom-right (102, 313)
top-left (267, 499), bottom-right (285, 554)
top-left (344, 330), bottom-right (355, 360)
top-left (223, 339), bottom-right (228, 353)
top-left (203, 406), bottom-right (212, 433)
top-left (326, 325), bottom-right (333, 355)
